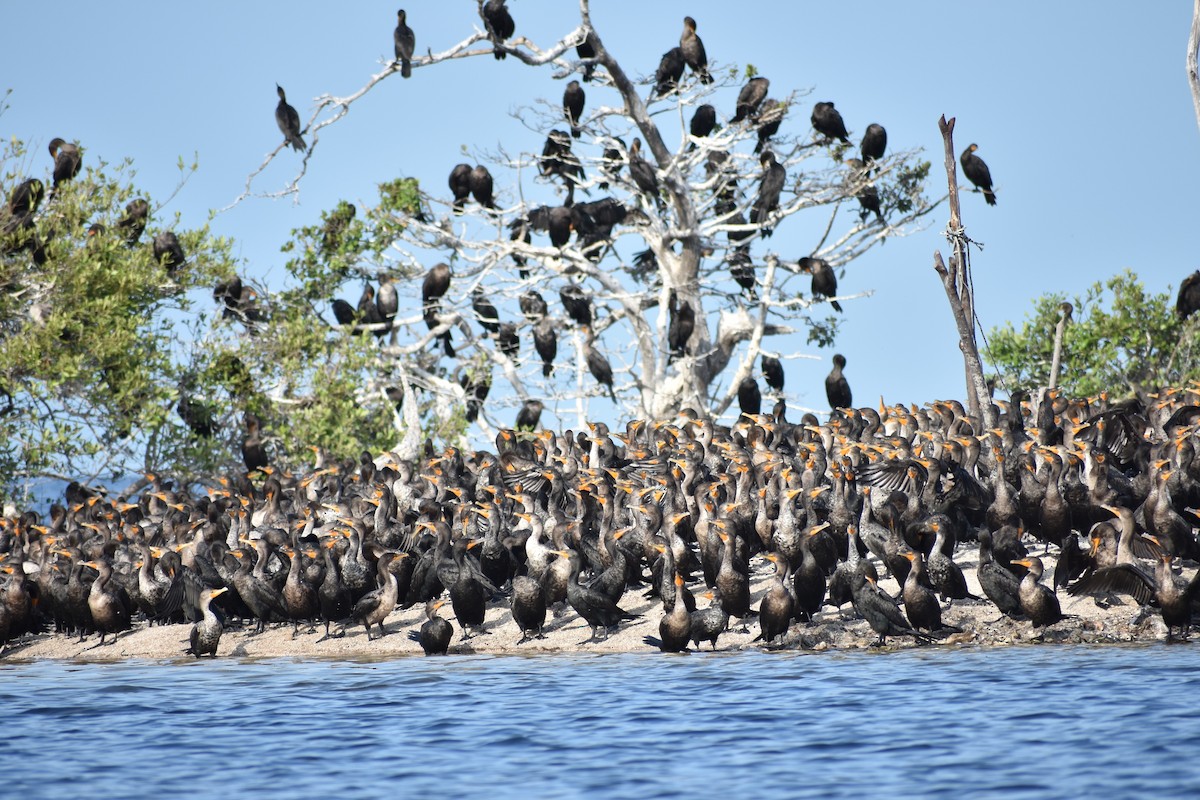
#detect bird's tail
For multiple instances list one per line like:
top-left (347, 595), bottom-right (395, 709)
top-left (401, 59), bottom-right (412, 78)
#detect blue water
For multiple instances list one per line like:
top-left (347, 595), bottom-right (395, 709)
top-left (1, 645), bottom-right (1198, 799)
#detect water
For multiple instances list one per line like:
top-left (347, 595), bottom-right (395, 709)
top-left (1, 645), bottom-right (1198, 799)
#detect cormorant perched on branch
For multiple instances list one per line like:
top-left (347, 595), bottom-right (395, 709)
top-left (563, 80), bottom-right (585, 139)
top-left (482, 0), bottom-right (514, 60)
top-left (449, 164), bottom-right (472, 214)
top-left (117, 199), bottom-right (149, 246)
top-left (1177, 271), bottom-right (1200, 320)
top-left (8, 178), bottom-right (44, 218)
top-left (559, 283), bottom-right (594, 328)
top-left (667, 290), bottom-right (694, 362)
top-left (652, 47), bottom-right (685, 98)
top-left (799, 256), bottom-right (842, 312)
top-left (754, 99), bottom-right (784, 154)
top-left (533, 318), bottom-right (557, 377)
top-left (751, 150), bottom-right (784, 236)
top-left (393, 9), bottom-right (415, 78)
top-left (153, 231), bottom-right (185, 273)
top-left (586, 340), bottom-right (617, 401)
top-left (732, 76), bottom-right (768, 123)
top-left (468, 165), bottom-right (495, 210)
top-left (761, 355), bottom-right (784, 392)
top-left (275, 85), bottom-right (306, 152)
top-left (547, 206), bottom-right (574, 248)
top-left (498, 322), bottom-right (520, 363)
top-left (628, 138), bottom-right (662, 209)
top-left (811, 101), bottom-right (849, 144)
top-left (861, 123), bottom-right (887, 166)
top-left (48, 138), bottom-right (81, 192)
top-left (422, 262), bottom-right (454, 356)
top-left (689, 104), bottom-right (716, 150)
top-left (826, 354), bottom-right (851, 410)
top-left (960, 143), bottom-right (997, 205)
top-left (519, 290), bottom-right (548, 322)
top-left (679, 16), bottom-right (712, 85)
top-left (471, 287), bottom-right (500, 335)
top-left (515, 399), bottom-right (543, 432)
top-left (575, 31), bottom-right (597, 82)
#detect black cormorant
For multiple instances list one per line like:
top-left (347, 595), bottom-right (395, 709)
top-left (960, 144), bottom-right (997, 205)
top-left (116, 199), bottom-right (149, 246)
top-left (394, 9), bottom-right (415, 77)
top-left (533, 318), bottom-right (557, 377)
top-left (449, 164), bottom-right (472, 213)
top-left (414, 598), bottom-right (453, 654)
top-left (482, 0), bottom-right (514, 60)
top-left (469, 165), bottom-right (495, 210)
top-left (652, 47), bottom-right (685, 98)
top-left (825, 354), bottom-right (851, 410)
top-left (275, 85), bottom-right (306, 152)
top-left (186, 587), bottom-right (229, 658)
top-left (751, 150), bottom-right (784, 236)
top-left (563, 80), bottom-right (586, 139)
top-left (48, 138), bottom-right (81, 191)
top-left (689, 104), bottom-right (716, 148)
top-left (811, 101), bottom-right (849, 143)
top-left (515, 399), bottom-right (544, 432)
top-left (861, 123), bottom-right (887, 165)
top-left (799, 256), bottom-right (841, 312)
top-left (732, 76), bottom-right (769, 123)
top-left (762, 355), bottom-right (784, 392)
top-left (679, 16), bottom-right (712, 84)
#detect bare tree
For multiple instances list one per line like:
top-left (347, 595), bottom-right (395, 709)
top-left (228, 3), bottom-right (942, 453)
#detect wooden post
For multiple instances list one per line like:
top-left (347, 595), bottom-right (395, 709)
top-left (935, 116), bottom-right (996, 429)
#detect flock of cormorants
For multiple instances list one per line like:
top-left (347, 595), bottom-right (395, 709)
top-left (3, 385), bottom-right (1200, 658)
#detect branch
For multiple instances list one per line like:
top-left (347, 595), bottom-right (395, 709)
top-left (1190, 0), bottom-right (1200, 136)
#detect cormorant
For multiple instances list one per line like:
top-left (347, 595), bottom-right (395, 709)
top-left (977, 529), bottom-right (1023, 619)
top-left (498, 322), bottom-right (520, 363)
top-left (471, 286), bottom-right (501, 334)
top-left (761, 355), bottom-right (784, 392)
top-left (414, 598), bottom-right (452, 654)
top-left (547, 206), bottom-right (574, 248)
top-left (799, 256), bottom-right (842, 312)
top-left (758, 552), bottom-right (794, 644)
top-left (352, 551), bottom-right (402, 640)
top-left (519, 290), bottom-right (548, 322)
top-left (533, 318), bottom-right (557, 377)
top-left (241, 412), bottom-right (269, 473)
top-left (575, 31), bottom-right (597, 82)
top-left (559, 283), bottom-right (594, 328)
top-left (627, 138), bottom-right (662, 208)
top-left (423, 262), bottom-right (454, 355)
top-left (48, 138), bottom-right (81, 192)
top-left (754, 98), bottom-right (784, 154)
top-left (449, 164), bottom-right (472, 214)
top-left (511, 575), bottom-right (547, 643)
top-left (811, 101), bottom-right (849, 144)
top-left (376, 274), bottom-right (398, 333)
top-left (153, 231), bottom-right (185, 273)
top-left (585, 340), bottom-right (617, 401)
top-left (690, 589), bottom-right (729, 650)
top-left (960, 144), bottom-right (997, 205)
top-left (275, 85), bottom-right (306, 152)
top-left (851, 570), bottom-right (929, 646)
top-left (560, 551), bottom-right (635, 641)
top-left (563, 80), bottom-right (586, 139)
top-left (861, 123), bottom-right (887, 165)
top-left (655, 573), bottom-right (692, 652)
top-left (732, 76), bottom-right (769, 123)
top-left (689, 104), bottom-right (716, 148)
top-left (8, 177), bottom-right (44, 217)
top-left (83, 560), bottom-right (131, 646)
top-left (332, 298), bottom-right (357, 326)
top-left (482, 0), bottom-right (514, 60)
top-left (187, 587), bottom-right (229, 658)
top-left (394, 9), bottom-right (415, 78)
top-left (116, 199), bottom-right (149, 246)
top-left (652, 47), bottom-right (685, 98)
top-left (825, 354), bottom-right (852, 410)
top-left (468, 165), bottom-right (495, 210)
top-left (515, 399), bottom-right (544, 432)
top-left (751, 150), bottom-right (784, 236)
top-left (1010, 557), bottom-right (1065, 632)
top-left (667, 290), bottom-right (694, 361)
top-left (1177, 271), bottom-right (1200, 320)
top-left (679, 16), bottom-right (712, 85)
top-left (737, 377), bottom-right (761, 418)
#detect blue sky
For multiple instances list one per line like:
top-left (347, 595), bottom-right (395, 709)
top-left (4, 2), bottom-right (1197, 434)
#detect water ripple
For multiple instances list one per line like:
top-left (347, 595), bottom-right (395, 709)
top-left (3, 645), bottom-right (1200, 798)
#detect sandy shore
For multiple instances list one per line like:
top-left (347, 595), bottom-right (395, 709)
top-left (3, 551), bottom-right (1174, 663)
